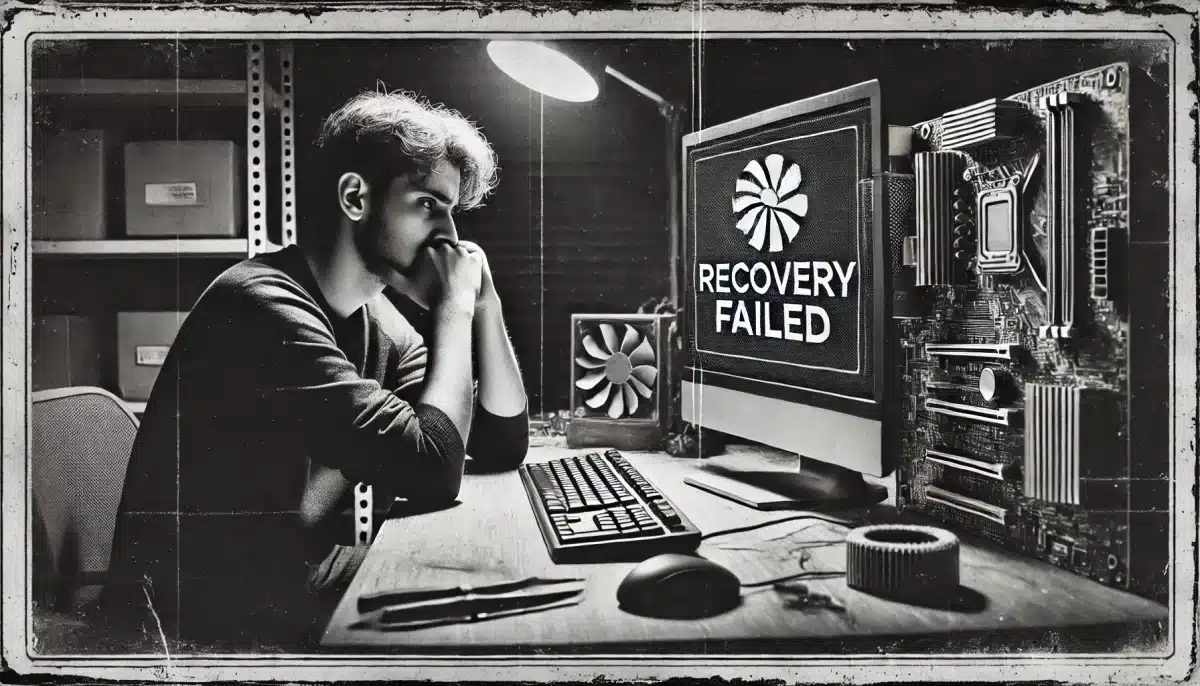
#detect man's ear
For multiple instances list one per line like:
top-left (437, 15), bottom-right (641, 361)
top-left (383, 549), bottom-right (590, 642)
top-left (336, 172), bottom-right (371, 223)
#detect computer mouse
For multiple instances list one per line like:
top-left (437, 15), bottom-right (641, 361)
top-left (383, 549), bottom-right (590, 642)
top-left (617, 553), bottom-right (742, 619)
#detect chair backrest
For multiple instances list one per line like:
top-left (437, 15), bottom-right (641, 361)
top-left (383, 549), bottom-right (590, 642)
top-left (31, 387), bottom-right (139, 611)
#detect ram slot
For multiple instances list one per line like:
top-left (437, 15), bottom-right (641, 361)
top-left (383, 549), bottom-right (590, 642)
top-left (1040, 92), bottom-right (1083, 339)
top-left (926, 448), bottom-right (1019, 481)
top-left (926, 485), bottom-right (1010, 526)
top-left (924, 342), bottom-right (1019, 360)
top-left (926, 398), bottom-right (1020, 426)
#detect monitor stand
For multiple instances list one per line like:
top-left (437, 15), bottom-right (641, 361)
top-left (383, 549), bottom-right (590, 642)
top-left (684, 457), bottom-right (888, 512)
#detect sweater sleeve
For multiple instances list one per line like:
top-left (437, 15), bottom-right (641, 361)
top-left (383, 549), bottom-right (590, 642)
top-left (235, 272), bottom-right (466, 504)
top-left (379, 289), bottom-right (530, 469)
top-left (466, 400), bottom-right (530, 470)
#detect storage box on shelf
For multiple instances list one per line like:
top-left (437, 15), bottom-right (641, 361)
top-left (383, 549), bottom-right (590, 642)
top-left (124, 140), bottom-right (245, 239)
top-left (117, 311), bottom-right (189, 402)
top-left (32, 129), bottom-right (112, 241)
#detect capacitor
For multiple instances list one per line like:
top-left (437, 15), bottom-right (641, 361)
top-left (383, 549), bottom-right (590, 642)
top-left (979, 367), bottom-right (1015, 404)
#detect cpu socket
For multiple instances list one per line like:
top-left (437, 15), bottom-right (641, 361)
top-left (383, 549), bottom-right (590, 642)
top-left (976, 185), bottom-right (1022, 273)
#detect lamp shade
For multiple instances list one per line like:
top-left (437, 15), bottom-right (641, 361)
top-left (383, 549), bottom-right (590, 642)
top-left (487, 40), bottom-right (599, 102)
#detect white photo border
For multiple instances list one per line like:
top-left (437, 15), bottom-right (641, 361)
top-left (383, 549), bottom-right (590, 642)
top-left (2, 4), bottom-right (1196, 683)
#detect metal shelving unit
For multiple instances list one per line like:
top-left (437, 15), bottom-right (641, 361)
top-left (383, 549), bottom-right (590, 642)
top-left (33, 40), bottom-right (295, 412)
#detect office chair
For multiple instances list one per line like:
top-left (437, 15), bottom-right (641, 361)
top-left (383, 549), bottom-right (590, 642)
top-left (31, 387), bottom-right (139, 613)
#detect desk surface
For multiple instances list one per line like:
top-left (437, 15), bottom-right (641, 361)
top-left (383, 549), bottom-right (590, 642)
top-left (321, 444), bottom-right (1168, 652)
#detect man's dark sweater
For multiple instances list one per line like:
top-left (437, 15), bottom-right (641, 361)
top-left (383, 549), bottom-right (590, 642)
top-left (106, 245), bottom-right (528, 646)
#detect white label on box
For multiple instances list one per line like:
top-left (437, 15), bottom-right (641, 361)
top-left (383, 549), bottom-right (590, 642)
top-left (135, 345), bottom-right (170, 366)
top-left (145, 182), bottom-right (199, 206)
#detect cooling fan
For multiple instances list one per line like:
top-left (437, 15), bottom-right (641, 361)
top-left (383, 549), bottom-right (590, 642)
top-left (567, 314), bottom-right (674, 451)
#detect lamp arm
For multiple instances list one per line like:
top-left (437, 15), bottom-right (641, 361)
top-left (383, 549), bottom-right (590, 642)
top-left (604, 66), bottom-right (684, 117)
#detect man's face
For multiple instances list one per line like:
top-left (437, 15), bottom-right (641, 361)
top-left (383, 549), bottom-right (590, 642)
top-left (356, 158), bottom-right (462, 289)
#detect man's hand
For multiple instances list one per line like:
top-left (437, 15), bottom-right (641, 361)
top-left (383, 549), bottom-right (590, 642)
top-left (455, 239), bottom-right (527, 419)
top-left (456, 240), bottom-right (497, 309)
top-left (425, 241), bottom-right (484, 317)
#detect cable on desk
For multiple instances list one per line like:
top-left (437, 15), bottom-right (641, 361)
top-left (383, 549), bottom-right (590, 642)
top-left (699, 513), bottom-right (855, 542)
top-left (740, 568), bottom-right (846, 589)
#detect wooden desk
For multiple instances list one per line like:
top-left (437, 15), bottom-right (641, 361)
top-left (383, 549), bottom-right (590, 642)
top-left (321, 444), bottom-right (1169, 653)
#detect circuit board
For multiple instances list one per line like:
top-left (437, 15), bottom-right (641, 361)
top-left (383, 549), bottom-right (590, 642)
top-left (892, 63), bottom-right (1166, 602)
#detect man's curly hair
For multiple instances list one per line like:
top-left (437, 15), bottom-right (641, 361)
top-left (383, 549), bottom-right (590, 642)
top-left (315, 88), bottom-right (500, 212)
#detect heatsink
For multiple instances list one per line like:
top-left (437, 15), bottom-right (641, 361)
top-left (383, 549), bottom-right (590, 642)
top-left (938, 98), bottom-right (1024, 151)
top-left (914, 152), bottom-right (965, 287)
top-left (1024, 383), bottom-right (1123, 506)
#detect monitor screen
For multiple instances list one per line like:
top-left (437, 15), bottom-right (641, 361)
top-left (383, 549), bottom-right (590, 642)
top-left (681, 81), bottom-right (888, 421)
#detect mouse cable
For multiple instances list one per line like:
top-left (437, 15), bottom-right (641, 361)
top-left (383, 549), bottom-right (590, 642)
top-left (740, 568), bottom-right (846, 589)
top-left (699, 513), bottom-right (855, 542)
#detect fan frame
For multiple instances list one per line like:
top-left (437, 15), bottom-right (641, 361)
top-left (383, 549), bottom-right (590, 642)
top-left (567, 313), bottom-right (675, 451)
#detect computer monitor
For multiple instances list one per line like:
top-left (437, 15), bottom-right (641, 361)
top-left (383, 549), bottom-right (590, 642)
top-left (679, 80), bottom-right (896, 507)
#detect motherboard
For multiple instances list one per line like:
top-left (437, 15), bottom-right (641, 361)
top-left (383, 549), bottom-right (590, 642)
top-left (892, 63), bottom-right (1168, 603)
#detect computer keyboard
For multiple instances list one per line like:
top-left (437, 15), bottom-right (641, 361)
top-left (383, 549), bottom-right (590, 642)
top-left (518, 449), bottom-right (702, 563)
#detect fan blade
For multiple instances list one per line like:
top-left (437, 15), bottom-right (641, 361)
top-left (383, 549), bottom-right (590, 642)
top-left (629, 338), bottom-right (655, 367)
top-left (765, 153), bottom-right (785, 191)
top-left (575, 355), bottom-right (605, 369)
top-left (608, 387), bottom-right (626, 419)
top-left (575, 371), bottom-right (606, 390)
top-left (585, 381), bottom-right (613, 409)
top-left (744, 159), bottom-right (770, 190)
top-left (628, 374), bottom-right (654, 399)
top-left (776, 210), bottom-right (801, 241)
top-left (620, 324), bottom-right (640, 355)
top-left (581, 335), bottom-right (609, 361)
top-left (599, 323), bottom-right (619, 356)
top-left (767, 211), bottom-right (784, 253)
top-left (631, 365), bottom-right (658, 387)
top-left (736, 177), bottom-right (762, 195)
top-left (736, 205), bottom-right (763, 235)
top-left (779, 192), bottom-right (808, 218)
top-left (732, 194), bottom-right (761, 214)
top-left (777, 162), bottom-right (802, 196)
top-left (623, 384), bottom-right (639, 415)
top-left (748, 210), bottom-right (769, 251)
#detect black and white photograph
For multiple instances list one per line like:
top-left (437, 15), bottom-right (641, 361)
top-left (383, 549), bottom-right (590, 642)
top-left (2, 4), bottom-right (1196, 683)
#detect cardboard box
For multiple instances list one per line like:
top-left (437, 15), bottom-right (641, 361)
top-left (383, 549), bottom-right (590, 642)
top-left (33, 130), bottom-right (110, 240)
top-left (117, 312), bottom-right (188, 401)
top-left (124, 141), bottom-right (244, 238)
top-left (31, 315), bottom-right (106, 391)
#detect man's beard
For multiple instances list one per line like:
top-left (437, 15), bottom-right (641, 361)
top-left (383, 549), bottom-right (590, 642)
top-left (354, 212), bottom-right (434, 307)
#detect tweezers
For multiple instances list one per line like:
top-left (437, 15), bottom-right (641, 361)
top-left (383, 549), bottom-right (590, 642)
top-left (353, 579), bottom-right (586, 631)
top-left (356, 576), bottom-right (584, 614)
top-left (355, 595), bottom-right (583, 632)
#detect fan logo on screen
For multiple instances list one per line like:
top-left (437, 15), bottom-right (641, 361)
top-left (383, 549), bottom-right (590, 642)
top-left (731, 153), bottom-right (809, 254)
